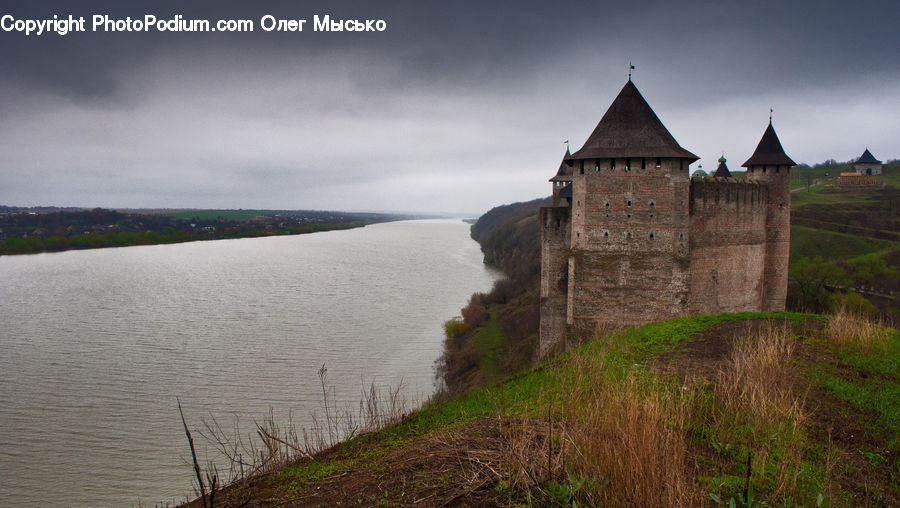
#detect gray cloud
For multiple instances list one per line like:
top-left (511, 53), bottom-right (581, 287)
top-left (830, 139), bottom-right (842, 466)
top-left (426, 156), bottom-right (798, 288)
top-left (1, 0), bottom-right (898, 213)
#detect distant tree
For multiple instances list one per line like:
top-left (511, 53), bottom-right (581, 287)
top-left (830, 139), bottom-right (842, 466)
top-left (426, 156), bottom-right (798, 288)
top-left (849, 253), bottom-right (900, 287)
top-left (789, 256), bottom-right (851, 312)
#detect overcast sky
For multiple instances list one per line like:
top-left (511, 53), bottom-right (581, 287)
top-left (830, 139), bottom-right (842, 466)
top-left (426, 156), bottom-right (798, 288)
top-left (1, 0), bottom-right (898, 214)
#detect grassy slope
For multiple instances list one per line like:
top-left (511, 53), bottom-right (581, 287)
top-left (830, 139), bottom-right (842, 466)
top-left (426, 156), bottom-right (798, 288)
top-left (790, 225), bottom-right (897, 262)
top-left (204, 312), bottom-right (900, 506)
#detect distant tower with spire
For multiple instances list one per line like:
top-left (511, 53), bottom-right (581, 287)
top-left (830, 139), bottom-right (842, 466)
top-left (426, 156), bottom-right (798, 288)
top-left (713, 155), bottom-right (732, 178)
top-left (539, 79), bottom-right (795, 358)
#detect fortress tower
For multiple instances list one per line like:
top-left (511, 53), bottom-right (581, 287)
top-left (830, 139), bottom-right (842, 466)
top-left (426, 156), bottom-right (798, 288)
top-left (539, 80), bottom-right (794, 358)
top-left (743, 120), bottom-right (796, 311)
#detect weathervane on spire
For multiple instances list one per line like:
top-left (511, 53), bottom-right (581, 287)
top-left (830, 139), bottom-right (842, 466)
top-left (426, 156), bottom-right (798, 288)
top-left (628, 62), bottom-right (635, 81)
top-left (769, 107), bottom-right (773, 123)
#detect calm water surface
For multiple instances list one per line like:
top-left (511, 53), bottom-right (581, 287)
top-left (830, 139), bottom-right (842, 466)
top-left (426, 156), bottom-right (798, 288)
top-left (0, 219), bottom-right (499, 507)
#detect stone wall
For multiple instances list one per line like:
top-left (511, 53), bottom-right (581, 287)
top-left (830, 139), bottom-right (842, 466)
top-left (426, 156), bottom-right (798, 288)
top-left (688, 179), bottom-right (768, 313)
top-left (539, 163), bottom-right (792, 358)
top-left (539, 205), bottom-right (571, 358)
top-left (747, 165), bottom-right (791, 311)
top-left (567, 157), bottom-right (691, 339)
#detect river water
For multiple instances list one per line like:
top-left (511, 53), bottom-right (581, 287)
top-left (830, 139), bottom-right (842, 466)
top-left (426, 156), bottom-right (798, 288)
top-left (0, 219), bottom-right (498, 507)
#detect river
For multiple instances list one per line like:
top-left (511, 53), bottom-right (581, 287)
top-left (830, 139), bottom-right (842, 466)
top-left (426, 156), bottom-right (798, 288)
top-left (0, 219), bottom-right (499, 507)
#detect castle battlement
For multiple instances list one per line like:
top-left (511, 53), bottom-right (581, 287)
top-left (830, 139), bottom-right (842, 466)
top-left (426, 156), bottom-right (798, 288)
top-left (539, 80), bottom-right (794, 359)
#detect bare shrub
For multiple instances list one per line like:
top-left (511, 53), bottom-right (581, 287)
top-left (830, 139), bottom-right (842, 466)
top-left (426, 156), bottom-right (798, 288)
top-left (827, 306), bottom-right (891, 356)
top-left (461, 292), bottom-right (490, 328)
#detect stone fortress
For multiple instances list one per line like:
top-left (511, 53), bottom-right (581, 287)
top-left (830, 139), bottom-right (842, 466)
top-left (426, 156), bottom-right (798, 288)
top-left (539, 79), bottom-right (795, 358)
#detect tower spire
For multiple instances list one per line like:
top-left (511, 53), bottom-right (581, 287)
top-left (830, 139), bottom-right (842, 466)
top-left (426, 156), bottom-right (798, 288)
top-left (628, 62), bottom-right (635, 81)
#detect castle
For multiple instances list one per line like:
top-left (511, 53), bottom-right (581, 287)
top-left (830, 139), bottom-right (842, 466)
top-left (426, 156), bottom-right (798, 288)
top-left (539, 79), bottom-right (795, 358)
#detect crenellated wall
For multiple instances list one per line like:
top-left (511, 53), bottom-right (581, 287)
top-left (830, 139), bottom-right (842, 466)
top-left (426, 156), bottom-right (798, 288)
top-left (688, 178), bottom-right (769, 313)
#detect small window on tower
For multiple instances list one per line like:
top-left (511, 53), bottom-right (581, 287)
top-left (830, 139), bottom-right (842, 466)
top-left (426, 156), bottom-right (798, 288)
top-left (641, 157), bottom-right (646, 169)
top-left (649, 201), bottom-right (655, 207)
top-left (611, 159), bottom-right (616, 169)
top-left (580, 160), bottom-right (585, 174)
top-left (605, 202), bottom-right (610, 208)
top-left (627, 200), bottom-right (632, 207)
top-left (604, 231), bottom-right (609, 237)
top-left (595, 161), bottom-right (600, 172)
top-left (625, 159), bottom-right (631, 171)
top-left (650, 232), bottom-right (655, 239)
top-left (656, 158), bottom-right (662, 168)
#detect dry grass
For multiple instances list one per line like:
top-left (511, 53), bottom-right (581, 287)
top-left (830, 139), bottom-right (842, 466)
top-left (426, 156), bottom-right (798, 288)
top-left (715, 322), bottom-right (807, 498)
top-left (192, 366), bottom-right (408, 490)
top-left (531, 355), bottom-right (703, 506)
top-left (716, 322), bottom-right (800, 428)
top-left (827, 306), bottom-right (891, 356)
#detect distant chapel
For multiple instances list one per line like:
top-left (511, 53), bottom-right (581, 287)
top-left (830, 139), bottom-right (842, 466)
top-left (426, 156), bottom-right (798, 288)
top-left (539, 79), bottom-right (795, 358)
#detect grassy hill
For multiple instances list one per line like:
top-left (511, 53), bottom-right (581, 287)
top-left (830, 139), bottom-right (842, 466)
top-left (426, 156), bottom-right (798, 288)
top-left (787, 162), bottom-right (899, 316)
top-left (191, 311), bottom-right (899, 507)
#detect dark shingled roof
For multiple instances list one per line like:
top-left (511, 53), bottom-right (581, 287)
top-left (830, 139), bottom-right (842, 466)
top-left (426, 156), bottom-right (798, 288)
top-left (559, 182), bottom-right (572, 199)
top-left (571, 80), bottom-right (698, 161)
top-left (713, 155), bottom-right (732, 178)
top-left (856, 148), bottom-right (881, 164)
top-left (550, 147), bottom-right (574, 182)
top-left (742, 121), bottom-right (796, 167)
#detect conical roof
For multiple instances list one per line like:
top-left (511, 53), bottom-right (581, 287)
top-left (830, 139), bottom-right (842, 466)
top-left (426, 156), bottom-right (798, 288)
top-left (742, 121), bottom-right (795, 167)
top-left (550, 147), bottom-right (574, 182)
top-left (571, 80), bottom-right (698, 161)
top-left (856, 148), bottom-right (881, 164)
top-left (713, 156), bottom-right (732, 178)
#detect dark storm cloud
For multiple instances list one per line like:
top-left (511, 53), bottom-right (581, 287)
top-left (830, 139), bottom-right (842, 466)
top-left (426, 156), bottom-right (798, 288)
top-left (1, 0), bottom-right (898, 212)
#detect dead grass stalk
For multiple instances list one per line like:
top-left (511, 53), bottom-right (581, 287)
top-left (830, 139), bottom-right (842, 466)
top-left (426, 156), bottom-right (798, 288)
top-left (827, 306), bottom-right (891, 356)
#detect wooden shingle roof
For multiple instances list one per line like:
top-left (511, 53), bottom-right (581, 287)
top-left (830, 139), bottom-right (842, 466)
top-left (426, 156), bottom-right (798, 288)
top-left (571, 80), bottom-right (698, 161)
top-left (742, 121), bottom-right (796, 167)
top-left (550, 147), bottom-right (574, 182)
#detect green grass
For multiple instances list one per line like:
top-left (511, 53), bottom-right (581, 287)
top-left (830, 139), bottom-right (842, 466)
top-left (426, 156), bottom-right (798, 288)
top-left (809, 327), bottom-right (900, 450)
top-left (790, 225), bottom-right (897, 262)
top-left (473, 308), bottom-right (507, 385)
top-left (791, 185), bottom-right (879, 208)
top-left (790, 162), bottom-right (898, 208)
top-left (252, 311), bottom-right (899, 506)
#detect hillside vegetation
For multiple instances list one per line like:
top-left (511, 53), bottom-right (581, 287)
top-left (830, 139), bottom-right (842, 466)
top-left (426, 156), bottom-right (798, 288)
top-left (193, 310), bottom-right (900, 507)
top-left (788, 162), bottom-right (899, 316)
top-left (436, 197), bottom-right (550, 393)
